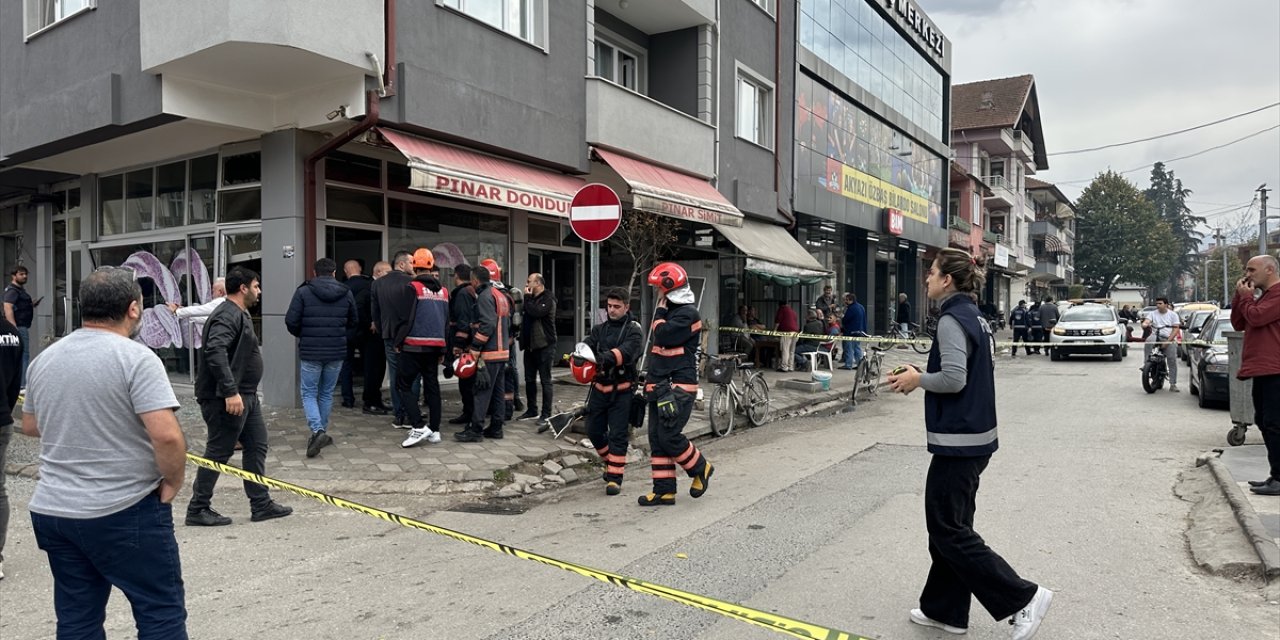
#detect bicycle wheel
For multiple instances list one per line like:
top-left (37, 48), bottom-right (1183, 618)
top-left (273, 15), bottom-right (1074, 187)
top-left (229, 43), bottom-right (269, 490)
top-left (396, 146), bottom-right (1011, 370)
top-left (910, 331), bottom-right (931, 354)
top-left (877, 333), bottom-right (895, 350)
top-left (709, 384), bottom-right (735, 437)
top-left (744, 374), bottom-right (771, 427)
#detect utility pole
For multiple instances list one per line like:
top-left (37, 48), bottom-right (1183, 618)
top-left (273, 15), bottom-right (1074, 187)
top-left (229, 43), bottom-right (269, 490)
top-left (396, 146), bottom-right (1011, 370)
top-left (1216, 227), bottom-right (1228, 307)
top-left (1260, 184), bottom-right (1270, 255)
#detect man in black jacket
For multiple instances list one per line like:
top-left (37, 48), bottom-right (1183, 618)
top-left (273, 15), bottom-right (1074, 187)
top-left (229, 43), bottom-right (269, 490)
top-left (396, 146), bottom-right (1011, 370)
top-left (286, 258), bottom-right (357, 458)
top-left (583, 288), bottom-right (643, 496)
top-left (373, 251), bottom-right (420, 429)
top-left (0, 315), bottom-right (21, 579)
top-left (340, 260), bottom-right (387, 413)
top-left (448, 264), bottom-right (477, 425)
top-left (187, 267), bottom-right (292, 526)
top-left (517, 273), bottom-right (556, 423)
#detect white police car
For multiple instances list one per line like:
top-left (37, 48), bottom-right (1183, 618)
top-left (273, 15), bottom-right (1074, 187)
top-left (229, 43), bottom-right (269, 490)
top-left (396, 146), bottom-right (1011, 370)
top-left (1048, 303), bottom-right (1128, 361)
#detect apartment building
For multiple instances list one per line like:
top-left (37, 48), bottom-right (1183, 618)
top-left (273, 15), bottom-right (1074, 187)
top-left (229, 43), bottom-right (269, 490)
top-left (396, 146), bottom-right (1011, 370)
top-left (0, 0), bottom-right (816, 405)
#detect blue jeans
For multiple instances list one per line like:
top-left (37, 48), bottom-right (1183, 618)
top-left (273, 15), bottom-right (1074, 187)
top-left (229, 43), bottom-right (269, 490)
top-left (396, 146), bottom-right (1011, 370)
top-left (17, 326), bottom-right (29, 387)
top-left (299, 359), bottom-right (343, 433)
top-left (31, 493), bottom-right (188, 639)
top-left (843, 334), bottom-right (864, 367)
top-left (383, 340), bottom-right (420, 419)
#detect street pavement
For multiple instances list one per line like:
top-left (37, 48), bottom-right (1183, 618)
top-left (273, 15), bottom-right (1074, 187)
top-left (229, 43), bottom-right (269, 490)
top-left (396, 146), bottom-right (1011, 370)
top-left (3, 346), bottom-right (1278, 639)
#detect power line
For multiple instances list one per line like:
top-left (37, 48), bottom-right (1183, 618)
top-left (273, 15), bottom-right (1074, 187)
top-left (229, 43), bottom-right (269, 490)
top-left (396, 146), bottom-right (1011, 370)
top-left (1052, 124), bottom-right (1280, 186)
top-left (1049, 102), bottom-right (1280, 156)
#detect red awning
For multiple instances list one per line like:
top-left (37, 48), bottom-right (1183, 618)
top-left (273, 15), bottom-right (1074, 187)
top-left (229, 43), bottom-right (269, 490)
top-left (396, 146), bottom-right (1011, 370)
top-left (592, 147), bottom-right (744, 227)
top-left (379, 128), bottom-right (584, 218)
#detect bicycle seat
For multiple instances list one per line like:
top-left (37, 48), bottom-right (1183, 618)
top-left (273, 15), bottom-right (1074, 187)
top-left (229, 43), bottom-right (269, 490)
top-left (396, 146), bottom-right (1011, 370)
top-left (738, 362), bottom-right (755, 370)
top-left (870, 346), bottom-right (887, 352)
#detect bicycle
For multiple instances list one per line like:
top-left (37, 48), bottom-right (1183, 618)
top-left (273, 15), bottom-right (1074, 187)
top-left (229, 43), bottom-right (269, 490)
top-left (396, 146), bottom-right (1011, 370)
top-left (878, 322), bottom-right (931, 354)
top-left (850, 346), bottom-right (888, 405)
top-left (701, 352), bottom-right (771, 437)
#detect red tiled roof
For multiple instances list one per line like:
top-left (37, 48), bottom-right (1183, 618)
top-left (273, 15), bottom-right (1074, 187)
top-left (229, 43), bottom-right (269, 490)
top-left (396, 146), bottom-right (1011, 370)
top-left (1025, 177), bottom-right (1052, 190)
top-left (951, 75), bottom-right (1035, 131)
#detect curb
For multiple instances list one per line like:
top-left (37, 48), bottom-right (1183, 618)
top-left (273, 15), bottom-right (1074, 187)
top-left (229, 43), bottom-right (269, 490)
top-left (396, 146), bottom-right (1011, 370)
top-left (1204, 453), bottom-right (1280, 581)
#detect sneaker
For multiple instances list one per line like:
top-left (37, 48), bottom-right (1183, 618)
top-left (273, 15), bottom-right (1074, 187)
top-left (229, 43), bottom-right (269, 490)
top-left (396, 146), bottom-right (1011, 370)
top-left (185, 508), bottom-right (233, 527)
top-left (606, 482), bottom-right (621, 496)
top-left (426, 430), bottom-right (442, 444)
top-left (482, 427), bottom-right (504, 439)
top-left (250, 502), bottom-right (293, 522)
top-left (909, 609), bottom-right (967, 635)
top-left (455, 429), bottom-right (484, 443)
top-left (340, 400), bottom-right (355, 409)
top-left (537, 418), bottom-right (552, 434)
top-left (391, 416), bottom-right (412, 430)
top-left (1010, 586), bottom-right (1053, 640)
top-left (637, 493), bottom-right (675, 506)
top-left (362, 405), bottom-right (389, 416)
top-left (0, 561), bottom-right (4, 580)
top-left (306, 430), bottom-right (330, 458)
top-left (1169, 384), bottom-right (1180, 392)
top-left (401, 427), bottom-right (433, 448)
top-left (516, 409), bottom-right (540, 421)
top-left (690, 462), bottom-right (714, 498)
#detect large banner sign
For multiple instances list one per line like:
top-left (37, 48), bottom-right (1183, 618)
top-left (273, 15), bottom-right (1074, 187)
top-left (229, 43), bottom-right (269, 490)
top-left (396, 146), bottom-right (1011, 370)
top-left (825, 158), bottom-right (931, 223)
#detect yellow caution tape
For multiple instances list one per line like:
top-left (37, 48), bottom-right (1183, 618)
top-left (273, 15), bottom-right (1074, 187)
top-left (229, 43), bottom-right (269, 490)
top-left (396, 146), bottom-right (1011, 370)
top-left (185, 453), bottom-right (871, 640)
top-left (718, 326), bottom-right (1185, 349)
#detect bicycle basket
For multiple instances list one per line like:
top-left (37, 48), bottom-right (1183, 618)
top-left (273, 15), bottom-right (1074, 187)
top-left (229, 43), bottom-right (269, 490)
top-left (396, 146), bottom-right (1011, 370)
top-left (705, 357), bottom-right (736, 385)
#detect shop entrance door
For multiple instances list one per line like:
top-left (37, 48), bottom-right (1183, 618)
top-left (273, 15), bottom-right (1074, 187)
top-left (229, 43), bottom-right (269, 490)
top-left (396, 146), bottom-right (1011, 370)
top-left (528, 249), bottom-right (580, 358)
top-left (325, 225), bottom-right (384, 276)
top-left (217, 227), bottom-right (263, 340)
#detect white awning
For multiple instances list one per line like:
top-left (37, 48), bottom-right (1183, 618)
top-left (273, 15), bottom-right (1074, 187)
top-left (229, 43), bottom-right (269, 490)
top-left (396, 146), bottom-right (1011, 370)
top-left (714, 219), bottom-right (831, 281)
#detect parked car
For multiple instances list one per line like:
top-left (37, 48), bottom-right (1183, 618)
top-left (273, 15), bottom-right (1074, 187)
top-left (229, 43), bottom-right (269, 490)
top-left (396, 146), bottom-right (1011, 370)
top-left (1187, 311), bottom-right (1233, 408)
top-left (1048, 303), bottom-right (1128, 361)
top-left (1138, 305), bottom-right (1157, 320)
top-left (1178, 309), bottom-right (1217, 362)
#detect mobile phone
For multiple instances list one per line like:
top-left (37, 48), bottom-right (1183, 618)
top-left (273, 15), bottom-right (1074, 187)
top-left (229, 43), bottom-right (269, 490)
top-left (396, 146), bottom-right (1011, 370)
top-left (890, 365), bottom-right (909, 376)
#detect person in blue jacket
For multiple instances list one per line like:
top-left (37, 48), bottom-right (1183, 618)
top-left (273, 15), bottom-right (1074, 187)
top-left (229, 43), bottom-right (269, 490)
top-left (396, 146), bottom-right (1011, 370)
top-left (839, 292), bottom-right (866, 369)
top-left (286, 257), bottom-right (357, 458)
top-left (887, 248), bottom-right (1053, 640)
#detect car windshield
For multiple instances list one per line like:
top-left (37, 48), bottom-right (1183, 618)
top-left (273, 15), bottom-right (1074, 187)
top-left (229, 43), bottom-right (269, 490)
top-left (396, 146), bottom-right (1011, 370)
top-left (1061, 307), bottom-right (1115, 322)
top-left (1205, 320), bottom-right (1231, 343)
top-left (1190, 311), bottom-right (1212, 330)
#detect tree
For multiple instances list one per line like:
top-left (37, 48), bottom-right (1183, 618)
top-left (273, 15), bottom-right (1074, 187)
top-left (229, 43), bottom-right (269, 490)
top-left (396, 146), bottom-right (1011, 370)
top-left (1201, 245), bottom-right (1244, 305)
top-left (609, 210), bottom-right (678, 299)
top-left (1074, 171), bottom-right (1181, 297)
top-left (1145, 162), bottom-right (1205, 299)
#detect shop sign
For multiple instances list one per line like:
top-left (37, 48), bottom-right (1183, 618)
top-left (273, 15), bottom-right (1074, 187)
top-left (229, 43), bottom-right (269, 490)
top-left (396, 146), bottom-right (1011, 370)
top-left (412, 171), bottom-right (571, 218)
top-left (633, 194), bottom-right (740, 227)
top-left (828, 159), bottom-right (933, 224)
top-left (885, 208), bottom-right (905, 236)
top-left (994, 244), bottom-right (1010, 268)
top-left (884, 0), bottom-right (946, 61)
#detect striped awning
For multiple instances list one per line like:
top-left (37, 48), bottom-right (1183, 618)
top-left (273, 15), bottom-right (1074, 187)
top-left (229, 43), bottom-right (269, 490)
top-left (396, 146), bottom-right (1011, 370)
top-left (1044, 234), bottom-right (1072, 254)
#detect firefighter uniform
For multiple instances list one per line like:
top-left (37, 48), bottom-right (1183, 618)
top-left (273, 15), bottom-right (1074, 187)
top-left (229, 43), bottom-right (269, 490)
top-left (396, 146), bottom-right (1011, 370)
top-left (457, 273), bottom-right (511, 442)
top-left (583, 312), bottom-right (644, 491)
top-left (642, 299), bottom-right (712, 505)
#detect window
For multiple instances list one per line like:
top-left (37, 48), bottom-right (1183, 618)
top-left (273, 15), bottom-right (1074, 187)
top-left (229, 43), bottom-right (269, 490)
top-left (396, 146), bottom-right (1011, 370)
top-left (748, 0), bottom-right (776, 15)
top-left (440, 0), bottom-right (545, 47)
top-left (24, 0), bottom-right (93, 38)
top-left (593, 33), bottom-right (645, 92)
top-left (971, 192), bottom-right (983, 228)
top-left (736, 68), bottom-right (774, 148)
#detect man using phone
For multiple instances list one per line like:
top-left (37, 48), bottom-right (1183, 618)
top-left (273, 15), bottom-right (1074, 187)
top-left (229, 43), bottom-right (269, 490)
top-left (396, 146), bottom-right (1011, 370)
top-left (1231, 255), bottom-right (1280, 496)
top-left (3, 265), bottom-right (39, 387)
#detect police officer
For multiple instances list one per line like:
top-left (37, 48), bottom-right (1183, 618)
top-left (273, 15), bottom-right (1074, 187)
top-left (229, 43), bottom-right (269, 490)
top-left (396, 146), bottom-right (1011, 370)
top-left (1008, 300), bottom-right (1030, 357)
top-left (639, 262), bottom-right (713, 507)
top-left (576, 288), bottom-right (644, 496)
top-left (1027, 302), bottom-right (1043, 354)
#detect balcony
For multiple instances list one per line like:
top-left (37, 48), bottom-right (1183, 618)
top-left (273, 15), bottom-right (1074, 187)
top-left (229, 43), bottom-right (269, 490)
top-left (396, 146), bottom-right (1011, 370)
top-left (1033, 258), bottom-right (1066, 281)
top-left (948, 215), bottom-right (972, 233)
top-left (594, 0), bottom-right (715, 32)
top-left (983, 228), bottom-right (998, 244)
top-left (1011, 129), bottom-right (1036, 163)
top-left (981, 175), bottom-right (1017, 208)
top-left (140, 0), bottom-right (381, 131)
top-left (948, 228), bottom-right (970, 249)
top-left (586, 77), bottom-right (715, 178)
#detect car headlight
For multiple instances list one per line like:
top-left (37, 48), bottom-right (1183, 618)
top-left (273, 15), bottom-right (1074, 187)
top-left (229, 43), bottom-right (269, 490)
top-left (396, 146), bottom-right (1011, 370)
top-left (1206, 363), bottom-right (1228, 374)
top-left (1053, 327), bottom-right (1066, 335)
top-left (1101, 326), bottom-right (1116, 335)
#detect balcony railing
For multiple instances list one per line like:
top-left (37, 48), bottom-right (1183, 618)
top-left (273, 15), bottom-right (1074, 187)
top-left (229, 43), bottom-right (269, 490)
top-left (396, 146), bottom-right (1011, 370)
top-left (983, 229), bottom-right (998, 244)
top-left (948, 215), bottom-right (972, 233)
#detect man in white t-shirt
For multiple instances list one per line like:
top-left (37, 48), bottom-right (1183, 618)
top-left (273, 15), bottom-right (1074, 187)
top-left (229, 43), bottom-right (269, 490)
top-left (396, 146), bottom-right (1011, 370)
top-left (1143, 297), bottom-right (1182, 392)
top-left (167, 277), bottom-right (226, 345)
top-left (23, 266), bottom-right (189, 637)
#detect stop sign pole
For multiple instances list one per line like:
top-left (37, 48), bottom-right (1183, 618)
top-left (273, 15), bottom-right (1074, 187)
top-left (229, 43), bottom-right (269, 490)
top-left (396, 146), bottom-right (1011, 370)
top-left (570, 184), bottom-right (622, 328)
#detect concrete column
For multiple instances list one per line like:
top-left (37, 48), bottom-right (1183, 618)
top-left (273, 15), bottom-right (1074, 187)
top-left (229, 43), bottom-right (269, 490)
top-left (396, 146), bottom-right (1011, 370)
top-left (697, 25), bottom-right (715, 122)
top-left (853, 231), bottom-right (877, 333)
top-left (25, 202), bottom-right (53, 357)
top-left (899, 245), bottom-right (920, 324)
top-left (258, 129), bottom-right (324, 407)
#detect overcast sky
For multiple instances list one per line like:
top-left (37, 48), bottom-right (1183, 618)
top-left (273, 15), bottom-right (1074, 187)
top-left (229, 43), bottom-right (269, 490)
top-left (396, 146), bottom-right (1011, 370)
top-left (917, 0), bottom-right (1280, 242)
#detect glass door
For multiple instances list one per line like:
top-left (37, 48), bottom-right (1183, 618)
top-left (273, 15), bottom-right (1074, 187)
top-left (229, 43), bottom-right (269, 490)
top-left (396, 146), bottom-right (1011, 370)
top-left (217, 227), bottom-right (263, 341)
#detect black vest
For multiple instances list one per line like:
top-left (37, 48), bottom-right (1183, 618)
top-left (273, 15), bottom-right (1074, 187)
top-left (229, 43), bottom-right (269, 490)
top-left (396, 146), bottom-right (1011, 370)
top-left (923, 295), bottom-right (998, 457)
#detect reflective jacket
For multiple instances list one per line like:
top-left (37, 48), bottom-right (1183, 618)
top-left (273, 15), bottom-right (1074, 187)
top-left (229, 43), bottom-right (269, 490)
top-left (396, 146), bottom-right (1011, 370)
top-left (645, 303), bottom-right (701, 389)
top-left (471, 282), bottom-right (512, 362)
top-left (584, 312), bottom-right (644, 391)
top-left (399, 274), bottom-right (450, 353)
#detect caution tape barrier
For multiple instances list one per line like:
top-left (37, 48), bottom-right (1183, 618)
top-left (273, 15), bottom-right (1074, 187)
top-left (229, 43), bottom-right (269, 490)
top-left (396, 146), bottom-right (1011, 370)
top-left (717, 326), bottom-right (1197, 350)
top-left (185, 453), bottom-right (870, 640)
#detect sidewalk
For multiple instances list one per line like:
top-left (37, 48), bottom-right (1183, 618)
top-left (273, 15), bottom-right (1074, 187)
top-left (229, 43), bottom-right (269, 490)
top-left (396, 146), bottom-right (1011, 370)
top-left (1210, 445), bottom-right (1280, 579)
top-left (5, 349), bottom-right (920, 496)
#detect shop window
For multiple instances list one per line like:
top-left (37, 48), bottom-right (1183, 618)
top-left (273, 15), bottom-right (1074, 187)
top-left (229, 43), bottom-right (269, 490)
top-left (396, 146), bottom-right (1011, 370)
top-left (388, 198), bottom-right (508, 283)
top-left (218, 189), bottom-right (261, 223)
top-left (736, 66), bottom-right (774, 149)
top-left (528, 218), bottom-right (562, 246)
top-left (326, 152), bottom-right (383, 189)
top-left (222, 151), bottom-right (261, 187)
top-left (387, 162), bottom-right (414, 193)
top-left (326, 187), bottom-right (384, 225)
top-left (24, 0), bottom-right (93, 38)
top-left (99, 174), bottom-right (124, 236)
top-left (189, 155), bottom-right (218, 224)
top-left (53, 220), bottom-right (66, 336)
top-left (155, 161), bottom-right (186, 229)
top-left (439, 0), bottom-right (545, 48)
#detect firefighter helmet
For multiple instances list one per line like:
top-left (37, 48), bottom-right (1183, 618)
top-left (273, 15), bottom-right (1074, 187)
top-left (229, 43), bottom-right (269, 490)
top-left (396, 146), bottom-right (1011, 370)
top-left (412, 248), bottom-right (435, 270)
top-left (454, 352), bottom-right (478, 379)
top-left (480, 258), bottom-right (502, 283)
top-left (647, 262), bottom-right (687, 295)
top-left (571, 342), bottom-right (596, 384)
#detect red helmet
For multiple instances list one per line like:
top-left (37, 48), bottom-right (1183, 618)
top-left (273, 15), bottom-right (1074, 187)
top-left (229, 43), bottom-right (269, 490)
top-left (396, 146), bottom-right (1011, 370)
top-left (412, 248), bottom-right (435, 270)
top-left (454, 352), bottom-right (478, 379)
top-left (480, 258), bottom-right (502, 283)
top-left (647, 262), bottom-right (687, 294)
top-left (570, 343), bottom-right (596, 384)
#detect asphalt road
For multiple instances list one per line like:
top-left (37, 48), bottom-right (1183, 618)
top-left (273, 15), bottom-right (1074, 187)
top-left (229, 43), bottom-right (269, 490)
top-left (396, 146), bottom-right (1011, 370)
top-left (2, 352), bottom-right (1277, 639)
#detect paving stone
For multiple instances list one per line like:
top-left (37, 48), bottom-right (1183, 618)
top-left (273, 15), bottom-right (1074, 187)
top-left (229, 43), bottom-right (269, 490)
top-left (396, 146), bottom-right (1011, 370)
top-left (543, 474), bottom-right (566, 485)
top-left (445, 464), bottom-right (470, 472)
top-left (346, 458), bottom-right (374, 466)
top-left (376, 463), bottom-right (402, 473)
top-left (560, 454), bottom-right (585, 468)
top-left (558, 468), bottom-right (579, 483)
top-left (453, 452), bottom-right (479, 460)
top-left (462, 469), bottom-right (494, 482)
top-left (496, 485), bottom-right (522, 499)
top-left (516, 450), bottom-right (549, 462)
top-left (541, 460), bottom-right (564, 475)
top-left (512, 473), bottom-right (541, 486)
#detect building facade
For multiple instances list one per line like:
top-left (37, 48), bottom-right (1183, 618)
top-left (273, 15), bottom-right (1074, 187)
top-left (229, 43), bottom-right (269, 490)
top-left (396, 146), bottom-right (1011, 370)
top-left (794, 0), bottom-right (952, 331)
top-left (1, 0), bottom-right (824, 405)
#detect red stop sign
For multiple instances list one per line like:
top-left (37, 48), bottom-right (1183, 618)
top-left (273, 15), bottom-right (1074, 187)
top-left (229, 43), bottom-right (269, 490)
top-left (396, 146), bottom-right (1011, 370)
top-left (570, 183), bottom-right (622, 243)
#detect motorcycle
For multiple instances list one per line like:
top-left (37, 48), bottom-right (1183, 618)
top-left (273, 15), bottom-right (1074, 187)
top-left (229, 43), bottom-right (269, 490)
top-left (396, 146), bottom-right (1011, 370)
top-left (1141, 335), bottom-right (1169, 393)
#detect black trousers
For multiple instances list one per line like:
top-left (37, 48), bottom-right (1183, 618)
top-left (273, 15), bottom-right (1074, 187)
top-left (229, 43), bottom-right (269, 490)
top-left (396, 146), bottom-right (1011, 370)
top-left (1010, 328), bottom-right (1031, 355)
top-left (587, 387), bottom-right (631, 483)
top-left (341, 331), bottom-right (387, 407)
top-left (399, 351), bottom-right (441, 432)
top-left (456, 364), bottom-right (475, 420)
top-left (471, 360), bottom-right (506, 431)
top-left (646, 388), bottom-right (707, 495)
top-left (920, 454), bottom-right (1037, 628)
top-left (524, 346), bottom-right (555, 416)
top-left (189, 394), bottom-right (272, 513)
top-left (1253, 374), bottom-right (1280, 479)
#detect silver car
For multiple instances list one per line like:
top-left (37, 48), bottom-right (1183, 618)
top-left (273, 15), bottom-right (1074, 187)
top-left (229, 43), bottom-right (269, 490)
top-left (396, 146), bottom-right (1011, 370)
top-left (1049, 304), bottom-right (1128, 361)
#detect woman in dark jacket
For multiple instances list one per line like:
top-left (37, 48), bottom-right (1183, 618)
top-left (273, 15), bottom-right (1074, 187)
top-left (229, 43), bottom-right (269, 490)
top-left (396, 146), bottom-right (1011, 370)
top-left (886, 248), bottom-right (1053, 640)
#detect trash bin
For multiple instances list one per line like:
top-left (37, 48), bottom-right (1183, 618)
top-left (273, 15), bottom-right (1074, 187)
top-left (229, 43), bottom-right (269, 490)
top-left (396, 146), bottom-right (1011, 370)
top-left (1225, 330), bottom-right (1252, 446)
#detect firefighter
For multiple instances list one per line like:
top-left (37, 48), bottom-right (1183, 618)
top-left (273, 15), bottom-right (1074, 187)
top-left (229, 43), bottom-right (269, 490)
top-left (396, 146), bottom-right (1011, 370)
top-left (639, 262), bottom-right (713, 506)
top-left (481, 258), bottom-right (523, 420)
top-left (575, 288), bottom-right (644, 496)
top-left (455, 263), bottom-right (512, 442)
